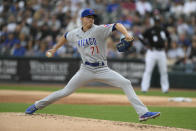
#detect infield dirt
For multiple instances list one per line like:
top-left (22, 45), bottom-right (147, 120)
top-left (0, 113), bottom-right (193, 131)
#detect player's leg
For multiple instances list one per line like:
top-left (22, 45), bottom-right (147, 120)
top-left (95, 67), bottom-right (148, 116)
top-left (157, 51), bottom-right (169, 93)
top-left (141, 50), bottom-right (156, 92)
top-left (26, 66), bottom-right (94, 114)
top-left (35, 67), bottom-right (93, 109)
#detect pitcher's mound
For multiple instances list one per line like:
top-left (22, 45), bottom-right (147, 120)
top-left (0, 113), bottom-right (191, 131)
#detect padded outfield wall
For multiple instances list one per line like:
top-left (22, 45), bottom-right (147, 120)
top-left (0, 57), bottom-right (195, 89)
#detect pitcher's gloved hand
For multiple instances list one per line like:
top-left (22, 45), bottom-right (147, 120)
top-left (116, 38), bottom-right (134, 52)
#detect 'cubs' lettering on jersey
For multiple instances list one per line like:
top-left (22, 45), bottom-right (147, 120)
top-left (78, 38), bottom-right (97, 47)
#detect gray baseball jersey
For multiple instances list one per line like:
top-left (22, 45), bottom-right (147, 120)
top-left (35, 23), bottom-right (149, 116)
top-left (65, 24), bottom-right (114, 64)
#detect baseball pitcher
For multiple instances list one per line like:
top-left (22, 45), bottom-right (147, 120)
top-left (25, 8), bottom-right (160, 122)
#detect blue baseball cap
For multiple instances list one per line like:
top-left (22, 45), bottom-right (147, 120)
top-left (81, 8), bottom-right (96, 18)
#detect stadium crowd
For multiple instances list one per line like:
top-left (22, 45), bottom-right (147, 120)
top-left (0, 0), bottom-right (196, 71)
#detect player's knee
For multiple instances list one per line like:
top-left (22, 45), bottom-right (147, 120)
top-left (121, 79), bottom-right (132, 88)
top-left (61, 87), bottom-right (73, 96)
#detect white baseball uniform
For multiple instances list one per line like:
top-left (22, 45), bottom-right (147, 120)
top-left (35, 24), bottom-right (148, 116)
top-left (141, 49), bottom-right (169, 93)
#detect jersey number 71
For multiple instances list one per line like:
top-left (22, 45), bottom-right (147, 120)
top-left (90, 45), bottom-right (99, 55)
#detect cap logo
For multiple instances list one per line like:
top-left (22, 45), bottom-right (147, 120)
top-left (89, 10), bottom-right (93, 13)
top-left (81, 9), bottom-right (96, 17)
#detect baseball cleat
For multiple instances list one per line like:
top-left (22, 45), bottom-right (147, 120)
top-left (25, 104), bottom-right (38, 114)
top-left (139, 112), bottom-right (160, 122)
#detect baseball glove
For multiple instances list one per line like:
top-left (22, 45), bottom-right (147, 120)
top-left (116, 38), bottom-right (133, 52)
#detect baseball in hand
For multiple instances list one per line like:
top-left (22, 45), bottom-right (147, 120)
top-left (46, 51), bottom-right (53, 57)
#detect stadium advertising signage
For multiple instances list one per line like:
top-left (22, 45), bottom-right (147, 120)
top-left (0, 60), bottom-right (18, 80)
top-left (0, 57), bottom-right (144, 85)
top-left (109, 62), bottom-right (145, 84)
top-left (29, 60), bottom-right (69, 81)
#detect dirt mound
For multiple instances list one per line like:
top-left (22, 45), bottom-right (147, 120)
top-left (0, 113), bottom-right (192, 131)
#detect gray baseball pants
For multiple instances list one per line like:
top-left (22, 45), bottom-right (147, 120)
top-left (35, 64), bottom-right (148, 116)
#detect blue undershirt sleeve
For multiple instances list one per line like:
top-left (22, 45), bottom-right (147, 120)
top-left (112, 23), bottom-right (117, 31)
top-left (64, 32), bottom-right (68, 39)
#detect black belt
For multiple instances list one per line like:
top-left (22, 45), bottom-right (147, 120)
top-left (152, 47), bottom-right (164, 51)
top-left (85, 61), bottom-right (104, 67)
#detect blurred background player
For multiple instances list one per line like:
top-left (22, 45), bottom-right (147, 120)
top-left (139, 14), bottom-right (171, 93)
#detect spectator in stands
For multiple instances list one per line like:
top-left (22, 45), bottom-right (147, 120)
top-left (19, 33), bottom-right (27, 47)
top-left (48, 15), bottom-right (61, 39)
top-left (3, 33), bottom-right (19, 48)
top-left (25, 40), bottom-right (35, 57)
top-left (131, 26), bottom-right (145, 57)
top-left (170, 0), bottom-right (183, 17)
top-left (90, 0), bottom-right (106, 12)
top-left (32, 40), bottom-right (41, 53)
top-left (167, 41), bottom-right (185, 65)
top-left (35, 41), bottom-right (47, 57)
top-left (45, 35), bottom-right (55, 50)
top-left (136, 0), bottom-right (152, 16)
top-left (106, 0), bottom-right (120, 13)
top-left (189, 35), bottom-right (196, 71)
top-left (1, 32), bottom-right (20, 56)
top-left (0, 29), bottom-right (7, 55)
top-left (176, 17), bottom-right (189, 35)
top-left (12, 42), bottom-right (26, 57)
top-left (153, 0), bottom-right (170, 13)
top-left (0, 0), bottom-right (195, 65)
top-left (167, 27), bottom-right (178, 42)
top-left (65, 14), bottom-right (81, 32)
top-left (106, 37), bottom-right (119, 58)
top-left (6, 15), bottom-right (17, 33)
top-left (177, 33), bottom-right (192, 47)
top-left (121, 0), bottom-right (136, 11)
top-left (183, 0), bottom-right (196, 16)
top-left (118, 15), bottom-right (132, 30)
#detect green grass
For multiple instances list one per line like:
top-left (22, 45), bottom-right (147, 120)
top-left (0, 85), bottom-right (196, 97)
top-left (0, 103), bottom-right (195, 130)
